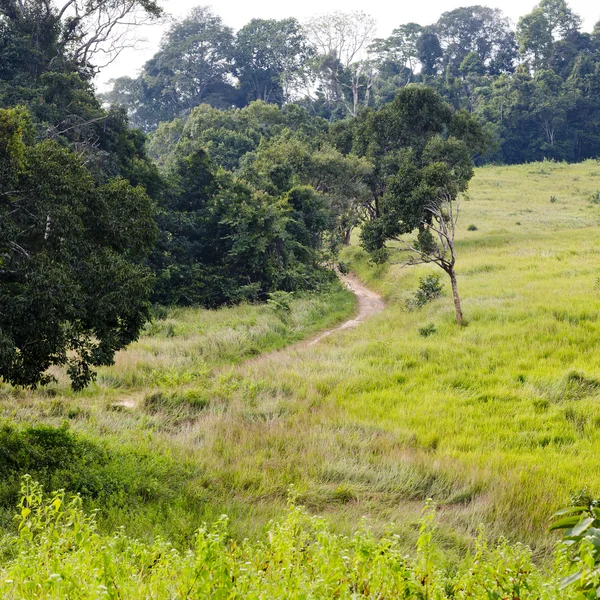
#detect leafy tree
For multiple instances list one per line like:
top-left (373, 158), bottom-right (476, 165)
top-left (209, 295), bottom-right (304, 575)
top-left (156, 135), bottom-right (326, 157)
top-left (350, 87), bottom-right (484, 324)
top-left (147, 101), bottom-right (328, 174)
top-left (0, 107), bottom-right (156, 390)
top-left (417, 28), bottom-right (443, 77)
top-left (517, 8), bottom-right (555, 71)
top-left (102, 7), bottom-right (238, 131)
top-left (233, 18), bottom-right (314, 105)
top-left (240, 132), bottom-right (372, 248)
top-left (436, 6), bottom-right (516, 76)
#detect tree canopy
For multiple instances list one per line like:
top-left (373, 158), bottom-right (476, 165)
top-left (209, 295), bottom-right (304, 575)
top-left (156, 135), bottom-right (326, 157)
top-left (0, 107), bottom-right (156, 390)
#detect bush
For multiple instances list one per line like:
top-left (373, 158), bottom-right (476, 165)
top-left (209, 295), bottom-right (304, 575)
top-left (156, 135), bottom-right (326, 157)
top-left (467, 224), bottom-right (478, 231)
top-left (407, 274), bottom-right (444, 310)
top-left (419, 323), bottom-right (437, 337)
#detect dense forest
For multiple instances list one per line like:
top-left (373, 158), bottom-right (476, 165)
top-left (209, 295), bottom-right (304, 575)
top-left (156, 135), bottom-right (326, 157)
top-left (104, 0), bottom-right (600, 164)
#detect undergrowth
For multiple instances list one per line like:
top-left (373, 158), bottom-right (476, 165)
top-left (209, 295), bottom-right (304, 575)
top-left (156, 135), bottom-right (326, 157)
top-left (0, 478), bottom-right (578, 599)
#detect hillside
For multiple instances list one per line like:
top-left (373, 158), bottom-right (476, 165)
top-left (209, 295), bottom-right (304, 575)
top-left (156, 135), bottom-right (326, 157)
top-left (1, 161), bottom-right (600, 554)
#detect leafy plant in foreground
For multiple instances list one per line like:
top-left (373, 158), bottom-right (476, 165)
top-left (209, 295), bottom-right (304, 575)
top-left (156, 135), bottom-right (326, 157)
top-left (0, 479), bottom-right (574, 598)
top-left (550, 492), bottom-right (600, 597)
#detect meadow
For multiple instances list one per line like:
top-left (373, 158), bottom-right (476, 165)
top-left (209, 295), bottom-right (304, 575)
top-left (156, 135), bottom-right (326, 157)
top-left (2, 160), bottom-right (600, 579)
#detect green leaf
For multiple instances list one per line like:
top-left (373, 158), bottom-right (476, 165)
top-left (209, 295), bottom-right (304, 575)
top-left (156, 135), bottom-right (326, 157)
top-left (571, 517), bottom-right (595, 537)
top-left (553, 506), bottom-right (589, 518)
top-left (549, 515), bottom-right (582, 531)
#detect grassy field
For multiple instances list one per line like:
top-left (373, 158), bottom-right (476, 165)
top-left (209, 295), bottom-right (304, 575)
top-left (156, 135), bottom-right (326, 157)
top-left (3, 160), bottom-right (600, 564)
top-left (0, 284), bottom-right (355, 544)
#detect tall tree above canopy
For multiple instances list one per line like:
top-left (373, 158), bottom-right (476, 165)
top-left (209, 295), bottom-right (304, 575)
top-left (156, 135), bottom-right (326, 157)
top-left (305, 11), bottom-right (377, 117)
top-left (369, 23), bottom-right (423, 86)
top-left (232, 18), bottom-right (314, 105)
top-left (102, 6), bottom-right (238, 131)
top-left (517, 0), bottom-right (583, 72)
top-left (435, 6), bottom-right (517, 76)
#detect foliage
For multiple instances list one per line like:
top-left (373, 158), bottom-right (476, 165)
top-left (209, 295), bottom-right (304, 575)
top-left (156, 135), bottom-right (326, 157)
top-left (0, 480), bottom-right (576, 598)
top-left (101, 7), bottom-right (239, 131)
top-left (351, 86), bottom-right (480, 324)
top-left (0, 107), bottom-right (156, 390)
top-left (150, 143), bottom-right (336, 307)
top-left (407, 274), bottom-right (444, 310)
top-left (550, 494), bottom-right (600, 597)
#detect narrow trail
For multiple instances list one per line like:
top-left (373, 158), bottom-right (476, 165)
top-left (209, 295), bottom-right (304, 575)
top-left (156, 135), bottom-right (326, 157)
top-left (111, 273), bottom-right (384, 409)
top-left (306, 273), bottom-right (385, 347)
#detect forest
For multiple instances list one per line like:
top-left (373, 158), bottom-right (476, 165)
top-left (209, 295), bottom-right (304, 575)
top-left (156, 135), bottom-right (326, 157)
top-left (104, 0), bottom-right (600, 163)
top-left (2, 0), bottom-right (600, 597)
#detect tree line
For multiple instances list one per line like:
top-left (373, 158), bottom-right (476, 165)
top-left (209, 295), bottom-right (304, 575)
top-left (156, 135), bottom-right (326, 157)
top-left (104, 1), bottom-right (600, 164)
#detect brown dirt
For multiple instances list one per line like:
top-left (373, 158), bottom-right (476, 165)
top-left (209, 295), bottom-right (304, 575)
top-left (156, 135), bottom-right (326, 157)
top-left (306, 273), bottom-right (385, 347)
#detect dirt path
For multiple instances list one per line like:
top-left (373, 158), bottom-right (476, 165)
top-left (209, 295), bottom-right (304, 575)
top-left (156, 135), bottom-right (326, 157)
top-left (111, 273), bottom-right (384, 409)
top-left (306, 273), bottom-right (385, 347)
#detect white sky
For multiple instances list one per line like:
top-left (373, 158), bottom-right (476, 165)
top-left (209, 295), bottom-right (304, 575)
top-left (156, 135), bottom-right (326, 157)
top-left (95, 0), bottom-right (599, 90)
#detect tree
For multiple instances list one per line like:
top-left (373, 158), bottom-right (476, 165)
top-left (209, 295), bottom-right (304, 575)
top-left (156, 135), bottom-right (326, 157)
top-left (352, 87), bottom-right (484, 325)
top-left (416, 28), bottom-right (443, 77)
top-left (102, 6), bottom-right (238, 131)
top-left (151, 144), bottom-right (335, 307)
top-left (364, 140), bottom-right (472, 325)
top-left (0, 0), bottom-right (162, 74)
top-left (517, 9), bottom-right (555, 71)
top-left (305, 11), bottom-right (377, 117)
top-left (233, 18), bottom-right (314, 105)
top-left (240, 132), bottom-right (372, 248)
top-left (0, 107), bottom-right (156, 390)
top-left (436, 6), bottom-right (516, 76)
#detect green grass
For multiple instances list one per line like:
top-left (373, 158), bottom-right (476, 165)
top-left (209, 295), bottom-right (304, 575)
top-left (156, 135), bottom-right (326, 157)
top-left (3, 159), bottom-right (600, 566)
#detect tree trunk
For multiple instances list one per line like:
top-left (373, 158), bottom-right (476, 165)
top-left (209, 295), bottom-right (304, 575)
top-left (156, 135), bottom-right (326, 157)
top-left (343, 227), bottom-right (352, 246)
top-left (448, 268), bottom-right (463, 326)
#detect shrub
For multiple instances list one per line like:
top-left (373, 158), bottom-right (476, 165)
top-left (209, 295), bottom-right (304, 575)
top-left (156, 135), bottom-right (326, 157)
top-left (419, 323), bottom-right (437, 337)
top-left (467, 224), bottom-right (478, 231)
top-left (407, 274), bottom-right (444, 310)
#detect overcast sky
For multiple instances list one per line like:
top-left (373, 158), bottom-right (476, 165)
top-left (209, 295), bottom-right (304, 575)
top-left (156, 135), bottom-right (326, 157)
top-left (95, 0), bottom-right (599, 90)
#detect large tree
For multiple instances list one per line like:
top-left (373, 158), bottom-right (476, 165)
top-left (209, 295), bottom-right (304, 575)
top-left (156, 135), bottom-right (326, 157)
top-left (0, 0), bottom-right (162, 74)
top-left (232, 18), bottom-right (314, 105)
top-left (0, 107), bottom-right (156, 390)
top-left (350, 87), bottom-right (486, 324)
top-left (102, 6), bottom-right (238, 131)
top-left (305, 11), bottom-right (377, 117)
